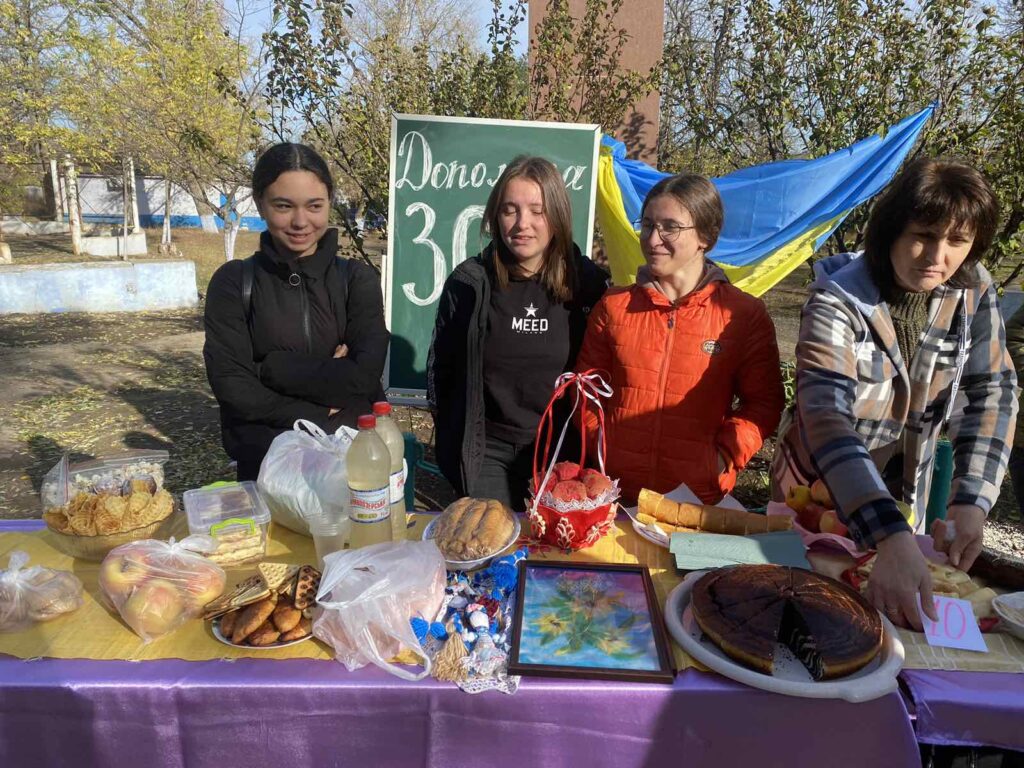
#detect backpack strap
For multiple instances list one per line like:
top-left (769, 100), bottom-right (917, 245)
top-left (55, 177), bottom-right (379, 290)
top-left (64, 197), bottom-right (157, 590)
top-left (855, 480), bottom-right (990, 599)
top-left (241, 255), bottom-right (255, 325)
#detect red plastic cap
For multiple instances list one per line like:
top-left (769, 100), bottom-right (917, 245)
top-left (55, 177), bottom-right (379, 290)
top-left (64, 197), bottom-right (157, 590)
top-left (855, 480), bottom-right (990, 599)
top-left (372, 401), bottom-right (391, 416)
top-left (357, 414), bottom-right (376, 429)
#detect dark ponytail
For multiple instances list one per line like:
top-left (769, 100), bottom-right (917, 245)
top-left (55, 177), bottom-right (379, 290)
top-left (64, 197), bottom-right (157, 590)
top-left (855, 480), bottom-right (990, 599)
top-left (252, 143), bottom-right (334, 201)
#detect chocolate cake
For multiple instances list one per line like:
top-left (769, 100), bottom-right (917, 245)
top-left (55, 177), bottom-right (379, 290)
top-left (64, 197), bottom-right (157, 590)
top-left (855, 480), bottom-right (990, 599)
top-left (690, 565), bottom-right (882, 680)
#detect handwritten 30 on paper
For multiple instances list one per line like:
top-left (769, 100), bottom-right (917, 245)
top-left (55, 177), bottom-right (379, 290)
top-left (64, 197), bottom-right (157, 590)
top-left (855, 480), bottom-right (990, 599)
top-left (918, 595), bottom-right (988, 652)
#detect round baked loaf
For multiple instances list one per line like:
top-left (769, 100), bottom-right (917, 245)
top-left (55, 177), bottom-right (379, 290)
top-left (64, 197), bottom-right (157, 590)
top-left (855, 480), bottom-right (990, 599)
top-left (433, 498), bottom-right (515, 561)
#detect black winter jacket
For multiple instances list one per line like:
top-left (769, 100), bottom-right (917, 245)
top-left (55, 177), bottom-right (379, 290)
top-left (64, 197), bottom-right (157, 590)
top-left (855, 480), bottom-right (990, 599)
top-left (426, 244), bottom-right (609, 496)
top-left (203, 229), bottom-right (388, 466)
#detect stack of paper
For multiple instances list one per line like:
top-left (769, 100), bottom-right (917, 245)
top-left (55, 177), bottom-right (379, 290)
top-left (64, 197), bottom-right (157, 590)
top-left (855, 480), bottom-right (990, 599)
top-left (670, 531), bottom-right (810, 571)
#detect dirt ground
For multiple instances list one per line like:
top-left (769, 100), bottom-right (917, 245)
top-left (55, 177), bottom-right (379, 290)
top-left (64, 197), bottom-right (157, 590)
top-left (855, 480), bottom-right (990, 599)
top-left (0, 229), bottom-right (1020, 559)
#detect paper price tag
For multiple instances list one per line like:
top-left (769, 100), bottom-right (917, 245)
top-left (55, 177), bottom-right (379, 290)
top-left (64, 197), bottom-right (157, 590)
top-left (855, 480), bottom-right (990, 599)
top-left (919, 595), bottom-right (988, 652)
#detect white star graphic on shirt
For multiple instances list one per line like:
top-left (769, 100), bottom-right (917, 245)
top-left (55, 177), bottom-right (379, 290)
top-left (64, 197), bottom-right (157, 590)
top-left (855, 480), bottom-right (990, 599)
top-left (525, 303), bottom-right (538, 317)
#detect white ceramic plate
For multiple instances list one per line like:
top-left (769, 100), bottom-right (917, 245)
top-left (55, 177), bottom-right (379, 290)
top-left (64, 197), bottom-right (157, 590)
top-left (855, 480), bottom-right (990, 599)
top-left (422, 514), bottom-right (522, 571)
top-left (664, 571), bottom-right (904, 702)
top-left (993, 592), bottom-right (1024, 642)
top-left (211, 616), bottom-right (313, 649)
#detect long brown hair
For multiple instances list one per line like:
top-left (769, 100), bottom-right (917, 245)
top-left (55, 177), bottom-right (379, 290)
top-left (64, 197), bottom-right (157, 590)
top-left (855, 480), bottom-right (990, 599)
top-left (864, 157), bottom-right (999, 293)
top-left (482, 155), bottom-right (576, 302)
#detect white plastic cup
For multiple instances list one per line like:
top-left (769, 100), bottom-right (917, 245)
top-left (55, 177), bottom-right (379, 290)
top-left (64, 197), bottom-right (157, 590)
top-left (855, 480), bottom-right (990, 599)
top-left (308, 518), bottom-right (350, 570)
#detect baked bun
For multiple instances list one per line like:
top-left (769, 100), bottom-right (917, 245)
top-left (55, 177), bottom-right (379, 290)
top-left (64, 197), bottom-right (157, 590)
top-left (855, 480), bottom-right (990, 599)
top-left (433, 498), bottom-right (515, 561)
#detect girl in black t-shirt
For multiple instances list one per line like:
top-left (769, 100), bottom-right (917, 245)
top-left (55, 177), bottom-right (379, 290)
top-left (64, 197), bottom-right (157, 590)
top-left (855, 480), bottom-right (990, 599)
top-left (427, 156), bottom-right (608, 510)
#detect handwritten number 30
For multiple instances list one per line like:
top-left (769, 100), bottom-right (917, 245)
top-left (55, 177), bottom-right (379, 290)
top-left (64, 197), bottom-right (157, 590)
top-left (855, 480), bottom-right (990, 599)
top-left (401, 203), bottom-right (485, 307)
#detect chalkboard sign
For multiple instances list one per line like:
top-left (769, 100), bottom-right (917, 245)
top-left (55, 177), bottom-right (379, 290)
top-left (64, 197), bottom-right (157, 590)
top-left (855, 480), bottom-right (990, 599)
top-left (383, 114), bottom-right (600, 399)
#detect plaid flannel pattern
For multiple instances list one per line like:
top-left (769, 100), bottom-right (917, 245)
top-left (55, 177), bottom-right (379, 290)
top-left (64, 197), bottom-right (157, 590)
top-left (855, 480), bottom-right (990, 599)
top-left (776, 263), bottom-right (1017, 549)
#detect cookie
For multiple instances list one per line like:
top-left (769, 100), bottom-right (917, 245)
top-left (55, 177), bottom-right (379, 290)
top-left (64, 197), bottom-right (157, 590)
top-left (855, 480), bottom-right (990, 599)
top-left (203, 575), bottom-right (270, 619)
top-left (219, 609), bottom-right (239, 638)
top-left (279, 616), bottom-right (312, 642)
top-left (258, 562), bottom-right (298, 593)
top-left (231, 595), bottom-right (277, 644)
top-left (293, 565), bottom-right (321, 611)
top-left (271, 602), bottom-right (302, 633)
top-left (247, 621), bottom-right (281, 646)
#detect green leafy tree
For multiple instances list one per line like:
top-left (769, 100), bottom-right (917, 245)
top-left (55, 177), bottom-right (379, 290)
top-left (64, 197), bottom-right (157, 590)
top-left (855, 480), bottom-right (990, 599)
top-left (660, 0), bottom-right (1023, 277)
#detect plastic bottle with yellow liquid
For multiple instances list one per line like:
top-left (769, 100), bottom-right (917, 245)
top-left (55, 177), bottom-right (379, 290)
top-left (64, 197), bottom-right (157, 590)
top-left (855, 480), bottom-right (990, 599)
top-left (373, 401), bottom-right (407, 541)
top-left (346, 414), bottom-right (393, 548)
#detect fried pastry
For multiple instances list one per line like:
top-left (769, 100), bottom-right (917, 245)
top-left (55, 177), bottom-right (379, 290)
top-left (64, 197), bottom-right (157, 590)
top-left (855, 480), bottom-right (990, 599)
top-left (231, 595), bottom-right (277, 644)
top-left (272, 602), bottom-right (302, 633)
top-left (219, 609), bottom-right (239, 638)
top-left (247, 621), bottom-right (282, 646)
top-left (280, 616), bottom-right (312, 642)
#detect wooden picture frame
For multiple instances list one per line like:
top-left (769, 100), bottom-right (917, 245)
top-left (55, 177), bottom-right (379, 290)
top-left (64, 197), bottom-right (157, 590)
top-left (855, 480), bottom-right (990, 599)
top-left (508, 560), bottom-right (675, 684)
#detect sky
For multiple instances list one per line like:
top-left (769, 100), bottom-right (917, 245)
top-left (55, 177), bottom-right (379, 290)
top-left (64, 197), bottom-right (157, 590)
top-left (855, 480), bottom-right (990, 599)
top-left (236, 1), bottom-right (529, 57)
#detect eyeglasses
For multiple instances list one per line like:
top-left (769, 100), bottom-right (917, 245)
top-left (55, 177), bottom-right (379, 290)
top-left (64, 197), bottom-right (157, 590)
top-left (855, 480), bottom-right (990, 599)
top-left (634, 219), bottom-right (696, 242)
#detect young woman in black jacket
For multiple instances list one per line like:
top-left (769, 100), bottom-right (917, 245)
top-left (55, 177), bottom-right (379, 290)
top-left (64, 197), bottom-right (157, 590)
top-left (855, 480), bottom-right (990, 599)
top-left (427, 156), bottom-right (608, 511)
top-left (204, 143), bottom-right (389, 480)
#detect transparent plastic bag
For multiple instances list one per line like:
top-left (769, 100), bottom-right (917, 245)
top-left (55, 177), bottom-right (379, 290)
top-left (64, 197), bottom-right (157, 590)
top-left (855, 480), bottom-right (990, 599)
top-left (41, 449), bottom-right (170, 511)
top-left (258, 420), bottom-right (354, 535)
top-left (98, 536), bottom-right (226, 642)
top-left (0, 551), bottom-right (84, 632)
top-left (313, 540), bottom-right (446, 680)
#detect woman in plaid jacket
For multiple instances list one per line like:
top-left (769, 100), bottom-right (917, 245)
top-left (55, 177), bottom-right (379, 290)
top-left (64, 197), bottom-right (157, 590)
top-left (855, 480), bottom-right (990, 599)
top-left (772, 158), bottom-right (1018, 629)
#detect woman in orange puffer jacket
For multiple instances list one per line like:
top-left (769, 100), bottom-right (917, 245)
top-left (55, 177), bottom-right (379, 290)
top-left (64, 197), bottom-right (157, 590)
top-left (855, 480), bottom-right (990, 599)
top-left (575, 173), bottom-right (784, 505)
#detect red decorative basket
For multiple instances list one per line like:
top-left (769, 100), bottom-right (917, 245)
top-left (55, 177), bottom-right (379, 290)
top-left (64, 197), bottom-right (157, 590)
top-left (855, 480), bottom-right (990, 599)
top-left (526, 371), bottom-right (619, 551)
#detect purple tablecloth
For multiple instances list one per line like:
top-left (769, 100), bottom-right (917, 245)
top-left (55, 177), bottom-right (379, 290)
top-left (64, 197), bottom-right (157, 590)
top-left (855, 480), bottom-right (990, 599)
top-left (0, 656), bottom-right (919, 767)
top-left (902, 670), bottom-right (1024, 751)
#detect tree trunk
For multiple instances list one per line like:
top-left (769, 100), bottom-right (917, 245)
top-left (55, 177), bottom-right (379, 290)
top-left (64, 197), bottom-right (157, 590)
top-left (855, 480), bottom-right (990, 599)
top-left (222, 191), bottom-right (239, 261)
top-left (183, 178), bottom-right (223, 234)
top-left (126, 157), bottom-right (141, 234)
top-left (64, 156), bottom-right (82, 257)
top-left (49, 159), bottom-right (64, 222)
top-left (162, 178), bottom-right (172, 245)
top-left (121, 158), bottom-right (130, 260)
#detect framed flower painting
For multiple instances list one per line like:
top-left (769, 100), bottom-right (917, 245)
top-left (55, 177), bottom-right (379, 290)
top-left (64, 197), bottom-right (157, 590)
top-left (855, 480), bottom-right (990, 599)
top-left (508, 561), bottom-right (674, 683)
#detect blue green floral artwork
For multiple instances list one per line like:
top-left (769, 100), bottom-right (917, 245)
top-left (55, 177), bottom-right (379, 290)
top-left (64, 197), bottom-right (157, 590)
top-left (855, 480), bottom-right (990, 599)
top-left (517, 567), bottom-right (661, 671)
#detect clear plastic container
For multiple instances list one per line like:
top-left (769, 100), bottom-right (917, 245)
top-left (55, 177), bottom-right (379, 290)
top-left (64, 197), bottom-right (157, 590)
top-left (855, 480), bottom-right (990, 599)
top-left (183, 482), bottom-right (272, 567)
top-left (42, 450), bottom-right (170, 511)
top-left (308, 517), bottom-right (350, 570)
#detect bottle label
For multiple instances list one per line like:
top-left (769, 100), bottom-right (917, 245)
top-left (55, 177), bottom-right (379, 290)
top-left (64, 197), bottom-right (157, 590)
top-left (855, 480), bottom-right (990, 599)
top-left (349, 486), bottom-right (390, 523)
top-left (389, 463), bottom-right (406, 504)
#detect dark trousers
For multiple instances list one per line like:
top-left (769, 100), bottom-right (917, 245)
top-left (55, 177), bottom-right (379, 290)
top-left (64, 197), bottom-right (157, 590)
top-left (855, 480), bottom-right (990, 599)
top-left (236, 458), bottom-right (262, 482)
top-left (470, 435), bottom-right (535, 513)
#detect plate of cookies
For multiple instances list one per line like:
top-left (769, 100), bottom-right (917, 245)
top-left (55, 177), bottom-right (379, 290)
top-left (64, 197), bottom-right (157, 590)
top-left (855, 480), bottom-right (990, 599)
top-left (205, 562), bottom-right (321, 649)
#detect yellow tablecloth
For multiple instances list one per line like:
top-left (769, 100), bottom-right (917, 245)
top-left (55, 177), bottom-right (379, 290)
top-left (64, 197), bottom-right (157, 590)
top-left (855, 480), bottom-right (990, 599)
top-left (0, 515), bottom-right (699, 668)
top-left (4, 516), bottom-right (1020, 672)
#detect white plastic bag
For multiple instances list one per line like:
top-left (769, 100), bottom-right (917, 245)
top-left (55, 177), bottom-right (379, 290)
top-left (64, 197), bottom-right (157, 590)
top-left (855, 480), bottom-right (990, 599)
top-left (0, 551), bottom-right (84, 632)
top-left (99, 536), bottom-right (226, 642)
top-left (313, 540), bottom-right (446, 680)
top-left (258, 420), bottom-right (354, 535)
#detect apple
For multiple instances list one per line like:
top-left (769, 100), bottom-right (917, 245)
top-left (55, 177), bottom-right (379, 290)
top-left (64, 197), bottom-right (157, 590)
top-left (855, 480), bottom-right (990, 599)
top-left (810, 479), bottom-right (833, 508)
top-left (186, 567), bottom-right (226, 609)
top-left (99, 553), bottom-right (149, 603)
top-left (819, 509), bottom-right (849, 537)
top-left (797, 502), bottom-right (827, 533)
top-left (121, 578), bottom-right (185, 639)
top-left (785, 485), bottom-right (813, 514)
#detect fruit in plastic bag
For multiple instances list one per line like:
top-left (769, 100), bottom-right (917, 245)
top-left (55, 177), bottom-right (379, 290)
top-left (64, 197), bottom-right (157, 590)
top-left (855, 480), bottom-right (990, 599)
top-left (99, 537), bottom-right (226, 642)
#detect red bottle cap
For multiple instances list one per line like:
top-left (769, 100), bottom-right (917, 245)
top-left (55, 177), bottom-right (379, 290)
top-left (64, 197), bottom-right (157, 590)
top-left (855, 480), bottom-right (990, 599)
top-left (372, 401), bottom-right (392, 416)
top-left (357, 414), bottom-right (376, 429)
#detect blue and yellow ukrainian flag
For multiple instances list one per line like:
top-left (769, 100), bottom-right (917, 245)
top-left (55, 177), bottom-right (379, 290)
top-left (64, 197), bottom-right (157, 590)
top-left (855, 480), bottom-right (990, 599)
top-left (597, 105), bottom-right (934, 295)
